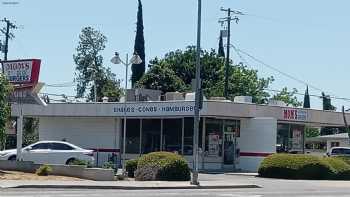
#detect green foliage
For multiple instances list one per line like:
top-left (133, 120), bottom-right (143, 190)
top-left (23, 118), bottom-right (39, 146)
top-left (125, 159), bottom-right (138, 178)
top-left (136, 64), bottom-right (186, 93)
top-left (68, 159), bottom-right (92, 167)
top-left (324, 157), bottom-right (350, 180)
top-left (102, 161), bottom-right (115, 169)
top-left (138, 46), bottom-right (273, 103)
top-left (322, 92), bottom-right (335, 111)
top-left (0, 75), bottom-right (12, 150)
top-left (136, 152), bottom-right (190, 181)
top-left (305, 127), bottom-right (320, 138)
top-left (132, 0), bottom-right (146, 86)
top-left (273, 87), bottom-right (302, 107)
top-left (218, 31), bottom-right (225, 58)
top-left (36, 165), bottom-right (52, 176)
top-left (258, 154), bottom-right (334, 179)
top-left (337, 156), bottom-right (350, 166)
top-left (73, 26), bottom-right (122, 101)
top-left (303, 86), bottom-right (310, 108)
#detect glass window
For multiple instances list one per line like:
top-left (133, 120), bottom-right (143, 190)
top-left (184, 118), bottom-right (193, 155)
top-left (277, 124), bottom-right (304, 153)
top-left (183, 118), bottom-right (203, 155)
top-left (224, 120), bottom-right (240, 137)
top-left (343, 148), bottom-right (350, 155)
top-left (122, 119), bottom-right (141, 154)
top-left (205, 118), bottom-right (223, 157)
top-left (31, 143), bottom-right (49, 150)
top-left (332, 148), bottom-right (341, 155)
top-left (331, 142), bottom-right (340, 148)
top-left (50, 143), bottom-right (74, 150)
top-left (142, 119), bottom-right (161, 154)
top-left (163, 119), bottom-right (182, 154)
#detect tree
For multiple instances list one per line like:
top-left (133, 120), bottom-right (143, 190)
top-left (322, 92), bottom-right (335, 111)
top-left (23, 117), bottom-right (39, 146)
top-left (73, 27), bottom-right (122, 101)
top-left (0, 75), bottom-right (12, 150)
top-left (218, 31), bottom-right (225, 58)
top-left (131, 0), bottom-right (146, 87)
top-left (303, 86), bottom-right (310, 108)
top-left (100, 68), bottom-right (123, 102)
top-left (137, 64), bottom-right (186, 93)
top-left (272, 87), bottom-right (302, 107)
top-left (321, 92), bottom-right (337, 135)
top-left (138, 46), bottom-right (274, 103)
top-left (305, 127), bottom-right (320, 138)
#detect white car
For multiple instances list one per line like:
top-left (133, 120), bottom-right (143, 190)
top-left (0, 141), bottom-right (94, 165)
top-left (326, 147), bottom-right (350, 157)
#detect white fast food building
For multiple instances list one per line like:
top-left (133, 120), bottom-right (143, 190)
top-left (10, 92), bottom-right (350, 172)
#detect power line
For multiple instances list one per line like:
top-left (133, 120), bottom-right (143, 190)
top-left (231, 45), bottom-right (325, 93)
top-left (265, 88), bottom-right (350, 102)
top-left (231, 45), bottom-right (350, 103)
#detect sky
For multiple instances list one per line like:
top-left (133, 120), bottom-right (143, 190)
top-left (1, 0), bottom-right (350, 110)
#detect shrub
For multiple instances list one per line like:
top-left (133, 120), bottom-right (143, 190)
top-left (102, 161), bottom-right (115, 169)
top-left (258, 154), bottom-right (334, 179)
top-left (336, 156), bottom-right (350, 166)
top-left (68, 159), bottom-right (92, 167)
top-left (135, 152), bottom-right (190, 181)
top-left (324, 157), bottom-right (350, 180)
top-left (125, 159), bottom-right (138, 178)
top-left (36, 165), bottom-right (52, 176)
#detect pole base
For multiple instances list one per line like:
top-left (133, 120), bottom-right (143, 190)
top-left (191, 172), bottom-right (200, 185)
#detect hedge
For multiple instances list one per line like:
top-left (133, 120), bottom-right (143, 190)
top-left (125, 159), bottom-right (138, 178)
top-left (258, 154), bottom-right (334, 180)
top-left (135, 152), bottom-right (190, 181)
top-left (324, 157), bottom-right (350, 180)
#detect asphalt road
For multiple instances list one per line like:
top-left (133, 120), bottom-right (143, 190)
top-left (2, 174), bottom-right (350, 196)
top-left (2, 188), bottom-right (350, 197)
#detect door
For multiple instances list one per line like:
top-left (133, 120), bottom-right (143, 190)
top-left (223, 133), bottom-right (235, 165)
top-left (22, 142), bottom-right (49, 164)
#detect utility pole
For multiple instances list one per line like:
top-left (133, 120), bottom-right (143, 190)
top-left (219, 8), bottom-right (242, 98)
top-left (342, 106), bottom-right (350, 144)
top-left (191, 0), bottom-right (202, 186)
top-left (1, 18), bottom-right (17, 61)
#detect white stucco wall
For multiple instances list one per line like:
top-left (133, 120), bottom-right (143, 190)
top-left (326, 139), bottom-right (350, 152)
top-left (237, 117), bottom-right (277, 172)
top-left (39, 117), bottom-right (121, 166)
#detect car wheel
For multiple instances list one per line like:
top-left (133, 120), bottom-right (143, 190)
top-left (66, 158), bottom-right (76, 165)
top-left (8, 155), bottom-right (16, 161)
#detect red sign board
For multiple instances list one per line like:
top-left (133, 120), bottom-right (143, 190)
top-left (283, 108), bottom-right (307, 121)
top-left (1, 59), bottom-right (41, 86)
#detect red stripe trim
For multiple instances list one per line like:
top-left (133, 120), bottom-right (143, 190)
top-left (240, 152), bottom-right (273, 157)
top-left (90, 148), bottom-right (120, 153)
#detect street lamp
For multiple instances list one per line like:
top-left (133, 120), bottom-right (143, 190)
top-left (111, 52), bottom-right (142, 174)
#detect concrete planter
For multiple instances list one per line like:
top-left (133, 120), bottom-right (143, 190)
top-left (0, 160), bottom-right (114, 181)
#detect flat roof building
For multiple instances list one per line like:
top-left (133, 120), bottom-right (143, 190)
top-left (10, 98), bottom-right (350, 172)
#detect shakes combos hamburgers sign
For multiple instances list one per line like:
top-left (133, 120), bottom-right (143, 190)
top-left (1, 59), bottom-right (41, 86)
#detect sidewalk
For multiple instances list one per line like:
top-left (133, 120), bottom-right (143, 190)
top-left (0, 179), bottom-right (260, 190)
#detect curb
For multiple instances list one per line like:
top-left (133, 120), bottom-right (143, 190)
top-left (224, 173), bottom-right (258, 177)
top-left (7, 184), bottom-right (261, 190)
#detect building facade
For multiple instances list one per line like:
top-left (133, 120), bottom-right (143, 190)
top-left (11, 100), bottom-right (350, 172)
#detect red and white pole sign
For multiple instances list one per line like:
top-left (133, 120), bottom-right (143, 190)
top-left (1, 59), bottom-right (41, 87)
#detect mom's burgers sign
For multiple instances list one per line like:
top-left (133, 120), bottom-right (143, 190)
top-left (282, 108), bottom-right (308, 121)
top-left (1, 59), bottom-right (41, 86)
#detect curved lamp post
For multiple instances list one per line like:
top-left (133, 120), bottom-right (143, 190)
top-left (111, 52), bottom-right (142, 174)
